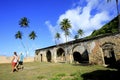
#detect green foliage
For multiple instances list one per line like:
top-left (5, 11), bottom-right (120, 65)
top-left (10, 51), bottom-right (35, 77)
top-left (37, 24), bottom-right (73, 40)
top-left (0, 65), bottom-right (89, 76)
top-left (49, 73), bottom-right (66, 80)
top-left (37, 76), bottom-right (46, 80)
top-left (70, 70), bottom-right (83, 80)
top-left (60, 18), bottom-right (72, 42)
top-left (49, 77), bottom-right (61, 80)
top-left (15, 31), bottom-right (22, 39)
top-left (88, 15), bottom-right (119, 38)
top-left (74, 34), bottom-right (79, 40)
top-left (70, 72), bottom-right (78, 76)
top-left (55, 32), bottom-right (60, 39)
top-left (29, 31), bottom-right (37, 40)
top-left (56, 73), bottom-right (66, 77)
top-left (19, 17), bottom-right (29, 27)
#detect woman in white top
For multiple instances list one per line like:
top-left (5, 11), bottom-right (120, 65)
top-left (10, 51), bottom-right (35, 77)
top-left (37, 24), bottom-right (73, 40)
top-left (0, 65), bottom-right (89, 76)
top-left (11, 52), bottom-right (19, 72)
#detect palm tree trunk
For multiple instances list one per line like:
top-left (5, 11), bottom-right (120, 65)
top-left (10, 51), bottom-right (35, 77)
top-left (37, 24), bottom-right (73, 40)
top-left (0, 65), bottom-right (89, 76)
top-left (26, 42), bottom-right (30, 57)
top-left (65, 35), bottom-right (68, 62)
top-left (55, 39), bottom-right (57, 45)
top-left (20, 40), bottom-right (27, 57)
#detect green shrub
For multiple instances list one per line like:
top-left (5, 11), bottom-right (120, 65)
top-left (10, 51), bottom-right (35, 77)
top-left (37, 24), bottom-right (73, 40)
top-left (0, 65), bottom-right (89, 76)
top-left (49, 77), bottom-right (61, 80)
top-left (37, 76), bottom-right (46, 80)
top-left (56, 73), bottom-right (66, 77)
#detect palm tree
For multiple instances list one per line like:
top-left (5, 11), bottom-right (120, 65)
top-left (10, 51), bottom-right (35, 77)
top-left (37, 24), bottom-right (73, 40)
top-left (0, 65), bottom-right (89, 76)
top-left (28, 31), bottom-right (37, 56)
top-left (55, 32), bottom-right (60, 45)
top-left (107, 0), bottom-right (120, 32)
top-left (19, 17), bottom-right (29, 27)
top-left (77, 29), bottom-right (84, 38)
top-left (18, 17), bottom-right (38, 57)
top-left (29, 31), bottom-right (37, 40)
top-left (18, 17), bottom-right (30, 57)
top-left (60, 18), bottom-right (72, 43)
top-left (74, 34), bottom-right (79, 40)
top-left (60, 18), bottom-right (72, 61)
top-left (15, 31), bottom-right (27, 56)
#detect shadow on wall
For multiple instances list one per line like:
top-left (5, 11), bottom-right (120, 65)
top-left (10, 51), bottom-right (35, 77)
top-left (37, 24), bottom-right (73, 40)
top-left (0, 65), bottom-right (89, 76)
top-left (81, 70), bottom-right (120, 80)
top-left (73, 49), bottom-right (89, 63)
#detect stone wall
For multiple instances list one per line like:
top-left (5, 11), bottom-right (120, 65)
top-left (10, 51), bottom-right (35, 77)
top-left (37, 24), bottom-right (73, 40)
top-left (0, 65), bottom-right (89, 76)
top-left (35, 33), bottom-right (120, 65)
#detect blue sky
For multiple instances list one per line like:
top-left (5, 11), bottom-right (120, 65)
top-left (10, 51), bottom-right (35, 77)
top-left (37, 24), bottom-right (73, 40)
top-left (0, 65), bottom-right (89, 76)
top-left (0, 0), bottom-right (120, 57)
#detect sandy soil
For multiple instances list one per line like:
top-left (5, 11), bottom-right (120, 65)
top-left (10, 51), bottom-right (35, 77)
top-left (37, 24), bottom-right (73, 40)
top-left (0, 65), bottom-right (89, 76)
top-left (0, 56), bottom-right (34, 63)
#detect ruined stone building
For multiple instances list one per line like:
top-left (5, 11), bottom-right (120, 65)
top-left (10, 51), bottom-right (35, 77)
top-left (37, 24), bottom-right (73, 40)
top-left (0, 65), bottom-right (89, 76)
top-left (34, 33), bottom-right (120, 65)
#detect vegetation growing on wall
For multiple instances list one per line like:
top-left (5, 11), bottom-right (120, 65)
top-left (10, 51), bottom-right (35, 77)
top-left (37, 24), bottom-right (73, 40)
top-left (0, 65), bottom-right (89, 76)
top-left (87, 15), bottom-right (119, 38)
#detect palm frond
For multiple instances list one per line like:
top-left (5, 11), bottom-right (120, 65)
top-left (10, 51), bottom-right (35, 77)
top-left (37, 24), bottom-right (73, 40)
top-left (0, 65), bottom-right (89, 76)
top-left (19, 17), bottom-right (29, 27)
top-left (29, 31), bottom-right (37, 40)
top-left (15, 31), bottom-right (22, 39)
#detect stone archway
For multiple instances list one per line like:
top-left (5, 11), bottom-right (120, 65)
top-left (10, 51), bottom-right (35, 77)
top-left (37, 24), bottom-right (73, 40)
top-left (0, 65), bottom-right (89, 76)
top-left (57, 48), bottom-right (65, 62)
top-left (102, 42), bottom-right (116, 66)
top-left (46, 50), bottom-right (52, 62)
top-left (73, 50), bottom-right (89, 63)
top-left (73, 52), bottom-right (82, 63)
top-left (82, 49), bottom-right (89, 63)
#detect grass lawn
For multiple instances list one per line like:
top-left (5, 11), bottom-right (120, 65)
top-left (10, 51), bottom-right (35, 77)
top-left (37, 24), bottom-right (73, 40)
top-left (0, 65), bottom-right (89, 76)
top-left (0, 62), bottom-right (118, 80)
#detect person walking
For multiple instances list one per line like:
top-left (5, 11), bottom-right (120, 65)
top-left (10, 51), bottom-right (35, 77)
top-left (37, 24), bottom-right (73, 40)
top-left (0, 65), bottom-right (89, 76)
top-left (11, 52), bottom-right (19, 72)
top-left (19, 53), bottom-right (24, 70)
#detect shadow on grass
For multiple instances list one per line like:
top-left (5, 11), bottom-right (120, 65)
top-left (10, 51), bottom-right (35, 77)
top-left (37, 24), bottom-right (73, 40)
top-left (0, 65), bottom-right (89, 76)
top-left (72, 63), bottom-right (92, 66)
top-left (106, 59), bottom-right (120, 71)
top-left (81, 70), bottom-right (120, 80)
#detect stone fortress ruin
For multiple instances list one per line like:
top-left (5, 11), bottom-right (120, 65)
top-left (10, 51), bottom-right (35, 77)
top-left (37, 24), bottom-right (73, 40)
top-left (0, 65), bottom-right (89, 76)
top-left (34, 33), bottom-right (120, 66)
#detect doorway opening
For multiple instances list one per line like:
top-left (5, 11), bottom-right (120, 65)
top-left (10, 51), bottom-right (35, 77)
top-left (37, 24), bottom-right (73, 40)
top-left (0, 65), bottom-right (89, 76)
top-left (46, 50), bottom-right (52, 62)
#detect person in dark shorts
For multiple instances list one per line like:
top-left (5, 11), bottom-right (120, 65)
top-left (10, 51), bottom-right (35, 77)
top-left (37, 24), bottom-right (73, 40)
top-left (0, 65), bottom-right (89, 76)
top-left (19, 53), bottom-right (24, 70)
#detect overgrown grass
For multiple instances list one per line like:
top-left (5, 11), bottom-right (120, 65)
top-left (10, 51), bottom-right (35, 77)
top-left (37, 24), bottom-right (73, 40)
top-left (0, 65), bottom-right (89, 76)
top-left (0, 62), bottom-right (117, 80)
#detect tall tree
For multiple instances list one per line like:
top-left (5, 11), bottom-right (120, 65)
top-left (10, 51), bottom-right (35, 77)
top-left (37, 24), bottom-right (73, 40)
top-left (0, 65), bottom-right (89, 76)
top-left (60, 18), bottom-right (72, 61)
top-left (18, 17), bottom-right (30, 57)
top-left (107, 0), bottom-right (120, 32)
top-left (19, 17), bottom-right (37, 57)
top-left (17, 17), bottom-right (38, 57)
top-left (29, 31), bottom-right (37, 40)
top-left (15, 31), bottom-right (27, 56)
top-left (55, 32), bottom-right (60, 45)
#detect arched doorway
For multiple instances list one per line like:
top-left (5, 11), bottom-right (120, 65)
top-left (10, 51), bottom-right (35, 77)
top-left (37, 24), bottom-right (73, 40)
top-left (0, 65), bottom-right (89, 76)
top-left (73, 51), bottom-right (89, 63)
top-left (73, 52), bottom-right (82, 63)
top-left (82, 49), bottom-right (89, 63)
top-left (57, 48), bottom-right (65, 62)
top-left (102, 42), bottom-right (116, 66)
top-left (40, 54), bottom-right (42, 62)
top-left (46, 50), bottom-right (52, 62)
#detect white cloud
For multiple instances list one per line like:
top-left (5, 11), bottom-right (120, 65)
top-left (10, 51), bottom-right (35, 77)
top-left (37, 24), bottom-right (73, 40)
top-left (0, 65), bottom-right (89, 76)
top-left (46, 0), bottom-right (117, 43)
top-left (90, 11), bottom-right (110, 30)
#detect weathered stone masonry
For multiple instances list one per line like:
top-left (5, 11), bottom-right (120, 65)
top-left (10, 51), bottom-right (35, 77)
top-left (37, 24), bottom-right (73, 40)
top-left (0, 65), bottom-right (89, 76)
top-left (35, 33), bottom-right (120, 65)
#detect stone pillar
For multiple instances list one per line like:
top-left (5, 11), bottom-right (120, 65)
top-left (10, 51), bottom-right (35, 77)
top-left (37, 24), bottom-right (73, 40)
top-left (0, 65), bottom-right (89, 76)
top-left (53, 48), bottom-right (57, 63)
top-left (69, 48), bottom-right (73, 64)
top-left (69, 54), bottom-right (73, 63)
